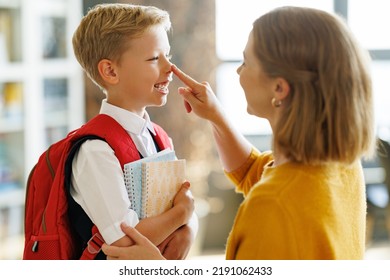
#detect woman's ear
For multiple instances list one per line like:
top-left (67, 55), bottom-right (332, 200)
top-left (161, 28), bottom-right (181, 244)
top-left (98, 59), bottom-right (119, 85)
top-left (274, 78), bottom-right (290, 101)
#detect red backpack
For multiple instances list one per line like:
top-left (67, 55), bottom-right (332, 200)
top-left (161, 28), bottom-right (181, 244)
top-left (23, 114), bottom-right (172, 259)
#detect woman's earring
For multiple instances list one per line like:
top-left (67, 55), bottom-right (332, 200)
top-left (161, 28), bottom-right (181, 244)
top-left (272, 97), bottom-right (282, 108)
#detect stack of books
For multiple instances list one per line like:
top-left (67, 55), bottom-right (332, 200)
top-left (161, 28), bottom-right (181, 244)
top-left (124, 149), bottom-right (186, 219)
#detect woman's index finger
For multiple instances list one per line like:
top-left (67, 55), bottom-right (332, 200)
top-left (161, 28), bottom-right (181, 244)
top-left (172, 65), bottom-right (200, 89)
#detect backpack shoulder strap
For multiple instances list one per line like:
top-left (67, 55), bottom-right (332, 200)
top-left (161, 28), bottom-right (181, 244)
top-left (73, 114), bottom-right (141, 166)
top-left (152, 122), bottom-right (173, 151)
top-left (63, 135), bottom-right (105, 259)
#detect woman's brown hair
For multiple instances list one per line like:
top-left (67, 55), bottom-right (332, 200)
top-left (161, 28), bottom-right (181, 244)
top-left (252, 6), bottom-right (375, 164)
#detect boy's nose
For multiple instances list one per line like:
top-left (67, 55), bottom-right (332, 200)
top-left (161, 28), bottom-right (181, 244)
top-left (164, 60), bottom-right (173, 73)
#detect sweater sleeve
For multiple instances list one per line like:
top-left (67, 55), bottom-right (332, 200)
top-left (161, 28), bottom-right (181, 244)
top-left (224, 147), bottom-right (274, 196)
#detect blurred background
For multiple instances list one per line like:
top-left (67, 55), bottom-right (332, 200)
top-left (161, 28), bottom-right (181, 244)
top-left (1, 0), bottom-right (390, 260)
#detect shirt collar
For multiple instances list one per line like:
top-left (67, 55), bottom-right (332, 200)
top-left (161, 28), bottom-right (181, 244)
top-left (99, 99), bottom-right (156, 136)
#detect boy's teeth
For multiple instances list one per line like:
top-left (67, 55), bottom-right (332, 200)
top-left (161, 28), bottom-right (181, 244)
top-left (154, 84), bottom-right (166, 90)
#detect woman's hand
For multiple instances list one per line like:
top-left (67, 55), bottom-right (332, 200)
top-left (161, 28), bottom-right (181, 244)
top-left (102, 223), bottom-right (165, 260)
top-left (172, 65), bottom-right (225, 124)
top-left (172, 65), bottom-right (253, 172)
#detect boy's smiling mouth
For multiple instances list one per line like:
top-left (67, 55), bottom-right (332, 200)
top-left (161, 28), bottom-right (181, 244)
top-left (154, 81), bottom-right (170, 94)
top-left (154, 75), bottom-right (172, 94)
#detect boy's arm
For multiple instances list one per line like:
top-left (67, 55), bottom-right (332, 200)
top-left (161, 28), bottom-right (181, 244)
top-left (158, 212), bottom-right (198, 259)
top-left (96, 185), bottom-right (189, 248)
top-left (109, 210), bottom-right (185, 248)
top-left (110, 205), bottom-right (198, 259)
top-left (112, 181), bottom-right (194, 248)
top-left (102, 224), bottom-right (165, 260)
top-left (135, 192), bottom-right (193, 245)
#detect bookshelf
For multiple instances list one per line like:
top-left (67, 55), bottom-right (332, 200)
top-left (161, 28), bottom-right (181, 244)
top-left (0, 0), bottom-right (84, 259)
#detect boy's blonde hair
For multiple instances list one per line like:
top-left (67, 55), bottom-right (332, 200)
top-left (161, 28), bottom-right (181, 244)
top-left (252, 6), bottom-right (375, 164)
top-left (72, 3), bottom-right (171, 89)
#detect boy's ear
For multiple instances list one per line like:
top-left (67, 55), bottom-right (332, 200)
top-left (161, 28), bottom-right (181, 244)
top-left (98, 59), bottom-right (119, 85)
top-left (274, 77), bottom-right (290, 101)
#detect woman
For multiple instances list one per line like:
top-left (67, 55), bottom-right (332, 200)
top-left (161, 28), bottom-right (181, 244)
top-left (102, 6), bottom-right (375, 260)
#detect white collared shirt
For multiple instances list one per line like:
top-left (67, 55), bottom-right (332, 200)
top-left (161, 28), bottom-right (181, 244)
top-left (70, 100), bottom-right (171, 244)
top-left (99, 100), bottom-right (158, 158)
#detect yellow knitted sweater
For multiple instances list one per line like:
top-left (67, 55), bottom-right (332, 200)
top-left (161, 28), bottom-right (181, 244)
top-left (224, 148), bottom-right (366, 260)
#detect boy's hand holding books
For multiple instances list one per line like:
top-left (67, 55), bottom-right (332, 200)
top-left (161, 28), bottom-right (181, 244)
top-left (124, 149), bottom-right (189, 219)
top-left (172, 181), bottom-right (194, 226)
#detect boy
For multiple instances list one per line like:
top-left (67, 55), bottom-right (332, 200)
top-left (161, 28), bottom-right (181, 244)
top-left (71, 3), bottom-right (196, 259)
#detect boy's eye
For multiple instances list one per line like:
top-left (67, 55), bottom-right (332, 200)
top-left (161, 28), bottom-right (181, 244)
top-left (148, 56), bottom-right (159, 61)
top-left (147, 54), bottom-right (172, 62)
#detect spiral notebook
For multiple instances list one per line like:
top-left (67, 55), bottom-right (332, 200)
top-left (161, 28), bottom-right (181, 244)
top-left (141, 159), bottom-right (186, 219)
top-left (124, 149), bottom-right (185, 219)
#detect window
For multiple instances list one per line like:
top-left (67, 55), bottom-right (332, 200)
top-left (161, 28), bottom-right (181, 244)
top-left (216, 0), bottom-right (390, 139)
top-left (348, 1), bottom-right (390, 50)
top-left (347, 1), bottom-right (390, 139)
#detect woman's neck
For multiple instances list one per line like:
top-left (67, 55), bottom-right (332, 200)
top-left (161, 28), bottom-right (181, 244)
top-left (272, 141), bottom-right (290, 167)
top-left (273, 153), bottom-right (290, 167)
